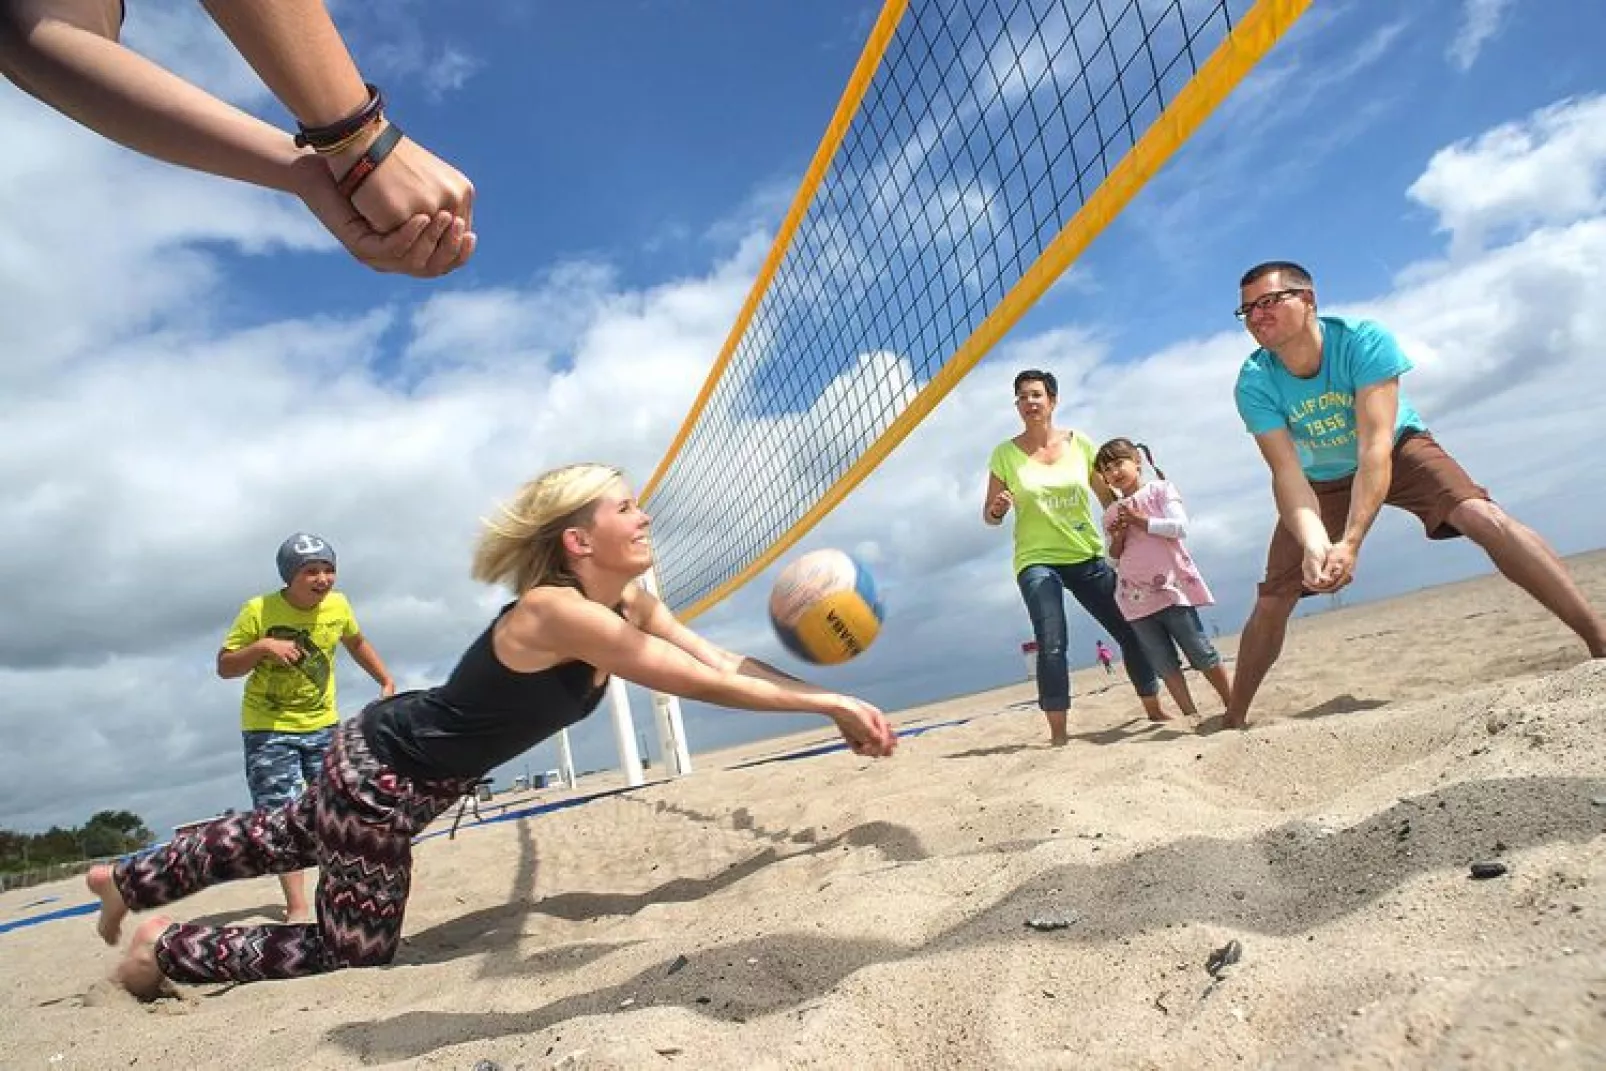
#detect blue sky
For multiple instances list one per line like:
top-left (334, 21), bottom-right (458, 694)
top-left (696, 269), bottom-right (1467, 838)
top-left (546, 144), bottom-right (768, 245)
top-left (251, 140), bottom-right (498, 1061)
top-left (211, 1), bottom-right (882, 323)
top-left (4, 0), bottom-right (1606, 835)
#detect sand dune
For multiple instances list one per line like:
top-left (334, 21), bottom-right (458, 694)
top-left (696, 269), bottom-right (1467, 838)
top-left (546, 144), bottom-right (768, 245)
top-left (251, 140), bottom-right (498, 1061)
top-left (3, 551), bottom-right (1604, 1069)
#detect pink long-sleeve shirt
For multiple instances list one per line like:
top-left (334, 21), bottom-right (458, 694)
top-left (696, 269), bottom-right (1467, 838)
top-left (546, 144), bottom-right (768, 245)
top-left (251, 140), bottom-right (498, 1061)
top-left (1102, 480), bottom-right (1215, 622)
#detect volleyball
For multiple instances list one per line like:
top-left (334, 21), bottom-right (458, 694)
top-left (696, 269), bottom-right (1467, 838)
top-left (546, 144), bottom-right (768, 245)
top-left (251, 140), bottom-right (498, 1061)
top-left (768, 549), bottom-right (884, 665)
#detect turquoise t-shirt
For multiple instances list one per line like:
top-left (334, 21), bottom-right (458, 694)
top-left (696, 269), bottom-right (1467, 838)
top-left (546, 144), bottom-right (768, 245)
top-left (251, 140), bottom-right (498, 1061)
top-left (1234, 316), bottom-right (1426, 481)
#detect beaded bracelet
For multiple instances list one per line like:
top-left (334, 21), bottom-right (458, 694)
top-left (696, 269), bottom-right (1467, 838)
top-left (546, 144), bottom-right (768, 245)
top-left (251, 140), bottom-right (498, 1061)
top-left (294, 83), bottom-right (385, 150)
top-left (336, 122), bottom-right (405, 199)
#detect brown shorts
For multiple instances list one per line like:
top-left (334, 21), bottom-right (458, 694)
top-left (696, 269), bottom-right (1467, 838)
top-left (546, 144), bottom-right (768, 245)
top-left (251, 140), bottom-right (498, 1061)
top-left (1260, 431), bottom-right (1490, 598)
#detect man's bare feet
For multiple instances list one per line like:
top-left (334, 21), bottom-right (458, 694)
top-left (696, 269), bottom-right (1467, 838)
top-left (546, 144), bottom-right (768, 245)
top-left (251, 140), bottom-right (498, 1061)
top-left (116, 915), bottom-right (174, 1000)
top-left (1049, 734), bottom-right (1069, 747)
top-left (86, 864), bottom-right (129, 946)
top-left (1221, 711), bottom-right (1248, 730)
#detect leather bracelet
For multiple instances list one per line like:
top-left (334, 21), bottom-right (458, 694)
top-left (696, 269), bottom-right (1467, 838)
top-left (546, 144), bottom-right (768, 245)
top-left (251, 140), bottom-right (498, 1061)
top-left (295, 83), bottom-right (385, 150)
top-left (336, 122), bottom-right (405, 199)
top-left (313, 114), bottom-right (384, 157)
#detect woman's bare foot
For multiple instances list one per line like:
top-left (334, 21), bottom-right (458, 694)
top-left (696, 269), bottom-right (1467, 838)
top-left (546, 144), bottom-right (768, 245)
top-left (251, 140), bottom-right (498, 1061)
top-left (86, 865), bottom-right (129, 946)
top-left (116, 916), bottom-right (175, 1000)
top-left (1139, 695), bottom-right (1173, 722)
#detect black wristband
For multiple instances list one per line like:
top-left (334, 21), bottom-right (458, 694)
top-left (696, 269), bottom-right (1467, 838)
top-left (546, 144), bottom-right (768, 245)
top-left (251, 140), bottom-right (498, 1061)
top-left (294, 83), bottom-right (385, 150)
top-left (336, 122), bottom-right (405, 199)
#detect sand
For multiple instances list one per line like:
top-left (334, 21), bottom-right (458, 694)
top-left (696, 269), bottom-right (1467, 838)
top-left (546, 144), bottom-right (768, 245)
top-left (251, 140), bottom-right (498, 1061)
top-left (3, 551), bottom-right (1605, 1070)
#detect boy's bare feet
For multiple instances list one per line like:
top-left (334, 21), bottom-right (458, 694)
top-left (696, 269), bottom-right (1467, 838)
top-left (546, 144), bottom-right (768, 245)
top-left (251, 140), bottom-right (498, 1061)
top-left (116, 916), bottom-right (174, 1001)
top-left (86, 864), bottom-right (129, 946)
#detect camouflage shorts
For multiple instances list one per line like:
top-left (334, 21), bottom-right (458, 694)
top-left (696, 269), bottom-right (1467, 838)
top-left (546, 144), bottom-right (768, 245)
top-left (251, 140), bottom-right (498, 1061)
top-left (242, 726), bottom-right (336, 810)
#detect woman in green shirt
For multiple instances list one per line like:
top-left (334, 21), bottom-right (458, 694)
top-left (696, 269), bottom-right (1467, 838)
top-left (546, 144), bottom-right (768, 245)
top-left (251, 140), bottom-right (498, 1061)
top-left (984, 370), bottom-right (1164, 743)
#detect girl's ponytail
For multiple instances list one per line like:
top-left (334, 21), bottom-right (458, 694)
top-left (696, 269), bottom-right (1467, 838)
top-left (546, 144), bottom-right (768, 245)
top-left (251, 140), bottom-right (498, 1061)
top-left (1136, 442), bottom-right (1166, 481)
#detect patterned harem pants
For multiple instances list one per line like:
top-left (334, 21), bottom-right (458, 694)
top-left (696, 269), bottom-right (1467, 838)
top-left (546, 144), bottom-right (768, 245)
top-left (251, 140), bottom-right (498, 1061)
top-left (112, 720), bottom-right (473, 984)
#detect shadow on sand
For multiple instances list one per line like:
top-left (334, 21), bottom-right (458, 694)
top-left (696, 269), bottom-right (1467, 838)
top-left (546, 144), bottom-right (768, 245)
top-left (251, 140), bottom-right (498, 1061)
top-left (326, 773), bottom-right (1606, 1063)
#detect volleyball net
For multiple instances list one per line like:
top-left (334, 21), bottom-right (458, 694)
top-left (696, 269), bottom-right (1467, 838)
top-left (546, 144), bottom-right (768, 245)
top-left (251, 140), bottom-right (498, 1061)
top-left (642, 0), bottom-right (1310, 619)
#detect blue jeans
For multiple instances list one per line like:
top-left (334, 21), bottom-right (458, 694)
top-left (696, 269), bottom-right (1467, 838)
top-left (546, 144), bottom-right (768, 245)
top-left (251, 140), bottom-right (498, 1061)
top-left (1017, 559), bottom-right (1160, 710)
top-left (242, 726), bottom-right (336, 809)
top-left (1130, 605), bottom-right (1222, 676)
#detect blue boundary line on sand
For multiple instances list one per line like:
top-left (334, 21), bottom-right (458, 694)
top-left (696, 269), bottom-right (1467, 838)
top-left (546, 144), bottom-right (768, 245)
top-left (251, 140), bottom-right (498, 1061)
top-left (0, 902), bottom-right (97, 936)
top-left (413, 782), bottom-right (647, 843)
top-left (3, 712), bottom-right (991, 936)
top-left (418, 715), bottom-right (978, 839)
top-left (725, 715), bottom-right (974, 769)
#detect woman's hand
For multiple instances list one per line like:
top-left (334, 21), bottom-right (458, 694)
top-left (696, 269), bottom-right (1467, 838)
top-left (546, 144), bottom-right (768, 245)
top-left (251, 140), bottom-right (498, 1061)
top-left (822, 695), bottom-right (897, 757)
top-left (324, 129), bottom-right (476, 275)
top-left (986, 489), bottom-right (1014, 523)
top-left (289, 153), bottom-right (465, 274)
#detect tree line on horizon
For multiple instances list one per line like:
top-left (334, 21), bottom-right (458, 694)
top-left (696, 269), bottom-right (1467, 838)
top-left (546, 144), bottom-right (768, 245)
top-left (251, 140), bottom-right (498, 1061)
top-left (0, 811), bottom-right (154, 873)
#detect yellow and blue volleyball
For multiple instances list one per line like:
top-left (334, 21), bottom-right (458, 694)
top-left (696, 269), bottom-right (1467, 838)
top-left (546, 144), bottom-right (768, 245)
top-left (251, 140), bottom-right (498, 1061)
top-left (768, 549), bottom-right (884, 665)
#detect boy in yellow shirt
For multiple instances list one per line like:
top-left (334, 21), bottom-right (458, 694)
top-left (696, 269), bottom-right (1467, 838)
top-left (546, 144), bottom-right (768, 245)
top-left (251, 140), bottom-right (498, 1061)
top-left (218, 533), bottom-right (394, 923)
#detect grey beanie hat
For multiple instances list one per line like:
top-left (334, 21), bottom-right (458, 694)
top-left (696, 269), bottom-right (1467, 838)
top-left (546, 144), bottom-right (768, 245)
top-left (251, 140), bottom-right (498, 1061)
top-left (276, 532), bottom-right (336, 583)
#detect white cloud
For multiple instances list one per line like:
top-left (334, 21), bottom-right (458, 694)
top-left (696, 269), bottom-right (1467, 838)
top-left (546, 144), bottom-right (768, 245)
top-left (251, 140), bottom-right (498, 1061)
top-left (1124, 11), bottom-right (1411, 270)
top-left (326, 0), bottom-right (482, 101)
top-left (0, 23), bottom-right (331, 387)
top-left (1407, 94), bottom-right (1606, 258)
top-left (4, 36), bottom-right (1605, 849)
top-left (0, 125), bottom-right (757, 832)
top-left (421, 46), bottom-right (482, 100)
top-left (1446, 0), bottom-right (1515, 72)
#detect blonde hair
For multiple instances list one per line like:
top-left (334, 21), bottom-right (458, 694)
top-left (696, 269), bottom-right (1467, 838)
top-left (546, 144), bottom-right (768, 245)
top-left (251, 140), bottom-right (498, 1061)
top-left (472, 463), bottom-right (624, 593)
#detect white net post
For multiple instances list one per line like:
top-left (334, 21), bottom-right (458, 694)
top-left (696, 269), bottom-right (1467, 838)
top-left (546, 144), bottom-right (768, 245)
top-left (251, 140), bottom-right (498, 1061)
top-left (608, 676), bottom-right (646, 787)
top-left (556, 729), bottom-right (577, 788)
top-left (651, 691), bottom-right (693, 777)
top-left (640, 569), bottom-right (693, 776)
top-left (1021, 641), bottom-right (1038, 681)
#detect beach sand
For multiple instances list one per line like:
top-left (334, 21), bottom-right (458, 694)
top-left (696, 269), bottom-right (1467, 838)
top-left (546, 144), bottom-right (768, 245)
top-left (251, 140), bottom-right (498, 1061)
top-left (3, 551), bottom-right (1604, 1069)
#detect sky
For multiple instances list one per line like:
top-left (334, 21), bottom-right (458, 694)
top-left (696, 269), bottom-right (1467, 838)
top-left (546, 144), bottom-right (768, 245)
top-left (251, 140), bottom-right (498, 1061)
top-left (3, 0), bottom-right (1605, 837)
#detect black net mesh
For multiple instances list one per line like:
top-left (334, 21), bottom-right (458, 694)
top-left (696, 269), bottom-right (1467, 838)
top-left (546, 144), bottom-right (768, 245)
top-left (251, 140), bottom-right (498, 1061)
top-left (646, 0), bottom-right (1280, 615)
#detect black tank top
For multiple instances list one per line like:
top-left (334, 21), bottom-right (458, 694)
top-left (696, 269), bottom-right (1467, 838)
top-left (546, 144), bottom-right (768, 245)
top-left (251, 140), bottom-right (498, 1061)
top-left (360, 603), bottom-right (609, 781)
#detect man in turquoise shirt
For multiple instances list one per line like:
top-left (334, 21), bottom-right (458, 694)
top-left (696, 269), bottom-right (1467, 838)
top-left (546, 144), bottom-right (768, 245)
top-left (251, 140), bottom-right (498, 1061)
top-left (1224, 261), bottom-right (1604, 728)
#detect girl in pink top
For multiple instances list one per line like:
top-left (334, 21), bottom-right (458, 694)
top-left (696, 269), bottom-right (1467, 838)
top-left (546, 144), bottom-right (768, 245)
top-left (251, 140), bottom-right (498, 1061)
top-left (1094, 439), bottom-right (1233, 718)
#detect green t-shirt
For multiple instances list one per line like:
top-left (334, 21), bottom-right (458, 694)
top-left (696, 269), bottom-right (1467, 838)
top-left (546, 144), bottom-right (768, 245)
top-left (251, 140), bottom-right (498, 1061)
top-left (988, 431), bottom-right (1105, 576)
top-left (223, 591), bottom-right (360, 733)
